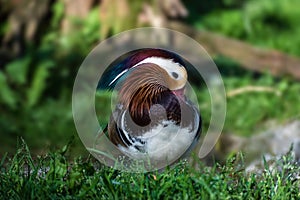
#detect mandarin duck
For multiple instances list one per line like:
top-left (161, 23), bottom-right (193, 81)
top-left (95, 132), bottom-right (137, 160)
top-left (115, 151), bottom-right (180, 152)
top-left (98, 48), bottom-right (201, 165)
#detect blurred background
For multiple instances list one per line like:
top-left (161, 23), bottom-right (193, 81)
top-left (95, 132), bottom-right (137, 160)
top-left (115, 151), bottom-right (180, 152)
top-left (1, 0), bottom-right (300, 164)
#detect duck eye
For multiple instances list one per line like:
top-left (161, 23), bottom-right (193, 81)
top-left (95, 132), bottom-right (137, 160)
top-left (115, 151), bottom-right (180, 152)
top-left (172, 72), bottom-right (179, 79)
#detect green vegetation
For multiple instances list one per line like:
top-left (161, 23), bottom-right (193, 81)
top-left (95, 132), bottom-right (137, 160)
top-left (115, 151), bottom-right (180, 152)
top-left (1, 140), bottom-right (299, 199)
top-left (188, 0), bottom-right (300, 56)
top-left (1, 0), bottom-right (300, 198)
top-left (0, 0), bottom-right (300, 154)
top-left (1, 0), bottom-right (300, 154)
top-left (0, 2), bottom-right (100, 155)
top-left (215, 60), bottom-right (300, 136)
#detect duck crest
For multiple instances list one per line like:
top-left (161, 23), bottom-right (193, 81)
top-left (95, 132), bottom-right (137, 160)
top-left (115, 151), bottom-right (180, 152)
top-left (97, 48), bottom-right (186, 90)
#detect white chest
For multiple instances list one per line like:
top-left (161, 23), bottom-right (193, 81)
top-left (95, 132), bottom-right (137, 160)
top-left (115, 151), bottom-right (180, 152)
top-left (118, 121), bottom-right (198, 163)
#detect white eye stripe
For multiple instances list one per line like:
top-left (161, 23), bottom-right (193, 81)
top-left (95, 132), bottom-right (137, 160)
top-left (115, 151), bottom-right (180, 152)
top-left (108, 69), bottom-right (128, 86)
top-left (132, 57), bottom-right (185, 79)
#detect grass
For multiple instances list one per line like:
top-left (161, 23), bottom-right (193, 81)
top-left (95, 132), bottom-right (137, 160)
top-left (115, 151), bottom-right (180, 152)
top-left (1, 139), bottom-right (299, 199)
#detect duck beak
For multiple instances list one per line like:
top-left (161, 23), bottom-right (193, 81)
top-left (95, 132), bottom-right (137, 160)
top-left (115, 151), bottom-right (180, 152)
top-left (172, 87), bottom-right (185, 100)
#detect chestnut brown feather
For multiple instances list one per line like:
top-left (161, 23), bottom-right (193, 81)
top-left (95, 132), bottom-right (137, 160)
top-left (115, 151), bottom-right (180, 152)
top-left (106, 63), bottom-right (184, 142)
top-left (118, 63), bottom-right (178, 125)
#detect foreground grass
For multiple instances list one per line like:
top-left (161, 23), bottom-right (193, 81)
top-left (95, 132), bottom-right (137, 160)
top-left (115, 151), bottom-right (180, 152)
top-left (0, 140), bottom-right (299, 199)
